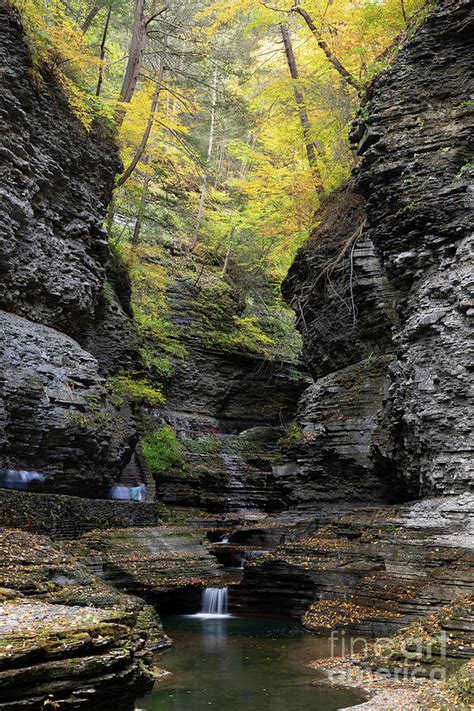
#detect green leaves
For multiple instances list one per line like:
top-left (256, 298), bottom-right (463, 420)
top-left (141, 427), bottom-right (184, 475)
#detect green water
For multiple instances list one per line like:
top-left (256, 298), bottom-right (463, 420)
top-left (136, 616), bottom-right (366, 711)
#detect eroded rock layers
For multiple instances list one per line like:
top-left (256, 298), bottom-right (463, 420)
top-left (238, 0), bottom-right (473, 642)
top-left (283, 0), bottom-right (473, 500)
top-left (0, 4), bottom-right (137, 494)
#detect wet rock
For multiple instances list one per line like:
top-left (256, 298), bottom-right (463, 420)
top-left (156, 427), bottom-right (288, 513)
top-left (277, 356), bottom-right (399, 510)
top-left (0, 311), bottom-right (134, 495)
top-left (236, 495), bottom-right (474, 635)
top-left (0, 529), bottom-right (168, 709)
top-left (65, 525), bottom-right (222, 600)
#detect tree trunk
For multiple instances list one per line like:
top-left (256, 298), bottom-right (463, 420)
top-left (215, 123), bottom-right (228, 183)
top-left (280, 22), bottom-right (324, 185)
top-left (106, 197), bottom-right (115, 236)
top-left (293, 4), bottom-right (362, 92)
top-left (189, 66), bottom-right (218, 251)
top-left (400, 0), bottom-right (408, 25)
top-left (116, 60), bottom-right (165, 188)
top-left (95, 5), bottom-right (111, 97)
top-left (81, 0), bottom-right (105, 34)
top-left (116, 0), bottom-right (147, 125)
top-left (221, 224), bottom-right (235, 278)
top-left (132, 168), bottom-right (151, 249)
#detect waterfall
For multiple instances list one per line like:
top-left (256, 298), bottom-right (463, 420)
top-left (196, 587), bottom-right (229, 617)
top-left (236, 550), bottom-right (264, 569)
top-left (221, 454), bottom-right (244, 489)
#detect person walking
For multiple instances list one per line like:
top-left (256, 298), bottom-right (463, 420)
top-left (131, 480), bottom-right (147, 502)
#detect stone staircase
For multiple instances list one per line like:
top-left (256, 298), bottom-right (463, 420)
top-left (120, 451), bottom-right (156, 502)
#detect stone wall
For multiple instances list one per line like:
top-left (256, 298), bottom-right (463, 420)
top-left (0, 489), bottom-right (162, 537)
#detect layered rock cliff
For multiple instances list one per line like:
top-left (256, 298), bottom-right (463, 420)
top-left (126, 242), bottom-right (308, 513)
top-left (237, 0), bottom-right (473, 641)
top-left (283, 0), bottom-right (474, 502)
top-left (0, 526), bottom-right (172, 710)
top-left (0, 4), bottom-right (137, 495)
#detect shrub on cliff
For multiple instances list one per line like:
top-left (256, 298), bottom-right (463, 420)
top-left (141, 426), bottom-right (184, 475)
top-left (108, 375), bottom-right (165, 407)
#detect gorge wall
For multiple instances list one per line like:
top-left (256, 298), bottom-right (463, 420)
top-left (282, 0), bottom-right (473, 505)
top-left (0, 0), bottom-right (472, 706)
top-left (130, 242), bottom-right (308, 513)
top-left (0, 4), bottom-right (138, 496)
top-left (236, 0), bottom-right (473, 639)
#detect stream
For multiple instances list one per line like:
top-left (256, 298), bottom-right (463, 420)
top-left (135, 614), bottom-right (367, 711)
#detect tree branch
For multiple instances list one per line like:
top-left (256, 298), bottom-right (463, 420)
top-left (292, 3), bottom-right (362, 91)
top-left (116, 60), bottom-right (165, 188)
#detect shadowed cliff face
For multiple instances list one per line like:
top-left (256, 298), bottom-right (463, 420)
top-left (0, 4), bottom-right (137, 493)
top-left (0, 7), bottom-right (118, 335)
top-left (283, 0), bottom-right (473, 501)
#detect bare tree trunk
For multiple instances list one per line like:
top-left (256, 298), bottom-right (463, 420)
top-left (221, 224), bottom-right (235, 278)
top-left (116, 0), bottom-right (147, 126)
top-left (189, 66), bottom-right (218, 251)
top-left (81, 0), bottom-right (105, 33)
top-left (95, 5), bottom-right (111, 97)
top-left (132, 167), bottom-right (151, 248)
top-left (400, 0), bottom-right (408, 24)
top-left (106, 197), bottom-right (115, 236)
top-left (293, 3), bottom-right (362, 92)
top-left (280, 22), bottom-right (324, 185)
top-left (116, 60), bottom-right (165, 188)
top-left (215, 122), bottom-right (228, 183)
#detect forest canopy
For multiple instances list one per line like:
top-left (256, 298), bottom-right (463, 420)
top-left (13, 0), bottom-right (428, 362)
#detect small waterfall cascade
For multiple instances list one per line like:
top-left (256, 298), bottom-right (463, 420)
top-left (221, 454), bottom-right (244, 489)
top-left (197, 587), bottom-right (229, 617)
top-left (236, 550), bottom-right (264, 569)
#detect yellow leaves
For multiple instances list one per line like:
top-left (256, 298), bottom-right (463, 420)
top-left (196, 0), bottom-right (256, 34)
top-left (12, 0), bottom-right (100, 129)
top-left (303, 599), bottom-right (397, 630)
top-left (115, 78), bottom-right (198, 198)
top-left (232, 315), bottom-right (274, 351)
top-left (47, 8), bottom-right (99, 79)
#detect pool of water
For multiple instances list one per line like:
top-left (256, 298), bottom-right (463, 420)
top-left (136, 616), bottom-right (367, 711)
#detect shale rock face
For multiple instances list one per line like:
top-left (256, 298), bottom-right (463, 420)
top-left (236, 0), bottom-right (474, 645)
top-left (157, 427), bottom-right (288, 513)
top-left (0, 528), bottom-right (166, 710)
top-left (136, 245), bottom-right (308, 512)
top-left (275, 356), bottom-right (398, 511)
top-left (284, 0), bottom-right (474, 499)
top-left (236, 494), bottom-right (474, 636)
top-left (0, 6), bottom-right (116, 336)
top-left (354, 0), bottom-right (474, 496)
top-left (0, 4), bottom-right (137, 492)
top-left (0, 312), bottom-right (134, 495)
